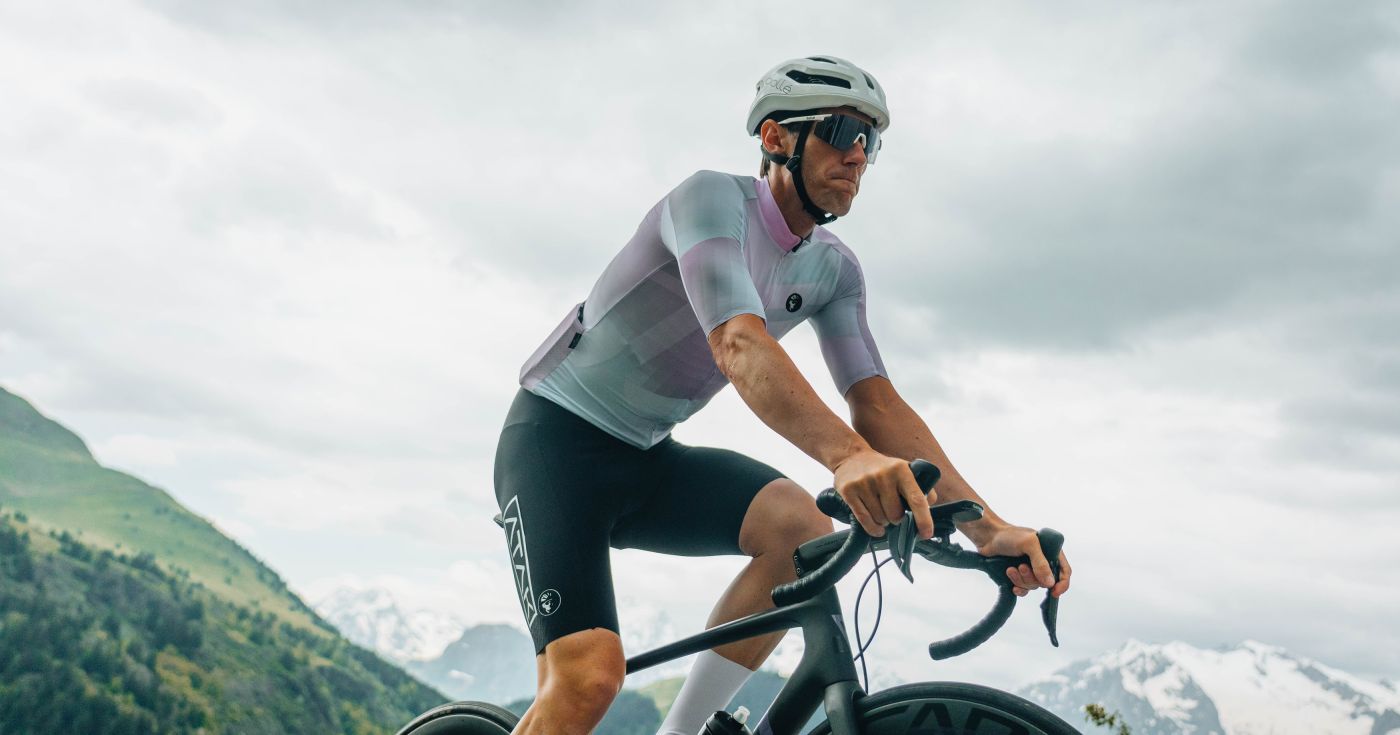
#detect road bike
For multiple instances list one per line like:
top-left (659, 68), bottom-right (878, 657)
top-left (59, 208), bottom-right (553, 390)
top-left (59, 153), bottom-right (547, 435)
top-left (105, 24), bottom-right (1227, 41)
top-left (397, 460), bottom-right (1077, 734)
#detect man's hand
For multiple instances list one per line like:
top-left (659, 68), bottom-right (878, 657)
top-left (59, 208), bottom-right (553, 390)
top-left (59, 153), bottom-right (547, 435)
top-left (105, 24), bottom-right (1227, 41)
top-left (832, 450), bottom-right (937, 539)
top-left (975, 524), bottom-right (1073, 598)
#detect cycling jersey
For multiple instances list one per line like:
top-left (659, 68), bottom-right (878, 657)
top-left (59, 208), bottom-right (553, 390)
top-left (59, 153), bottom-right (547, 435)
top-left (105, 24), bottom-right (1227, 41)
top-left (520, 170), bottom-right (887, 448)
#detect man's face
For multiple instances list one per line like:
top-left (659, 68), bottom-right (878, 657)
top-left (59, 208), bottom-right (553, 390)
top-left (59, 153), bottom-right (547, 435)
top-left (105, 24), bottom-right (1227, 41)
top-left (775, 107), bottom-right (875, 217)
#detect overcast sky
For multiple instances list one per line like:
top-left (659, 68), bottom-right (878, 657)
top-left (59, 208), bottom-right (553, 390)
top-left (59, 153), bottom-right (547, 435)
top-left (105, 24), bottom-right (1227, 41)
top-left (2, 0), bottom-right (1397, 691)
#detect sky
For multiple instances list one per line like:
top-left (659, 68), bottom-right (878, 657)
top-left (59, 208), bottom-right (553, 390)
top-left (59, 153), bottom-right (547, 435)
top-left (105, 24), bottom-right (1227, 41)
top-left (2, 0), bottom-right (1397, 693)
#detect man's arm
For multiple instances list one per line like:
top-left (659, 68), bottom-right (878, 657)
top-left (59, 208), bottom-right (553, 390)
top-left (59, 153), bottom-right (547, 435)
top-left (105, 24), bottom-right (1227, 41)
top-left (708, 314), bottom-right (934, 537)
top-left (846, 375), bottom-right (1072, 597)
top-left (845, 375), bottom-right (1007, 545)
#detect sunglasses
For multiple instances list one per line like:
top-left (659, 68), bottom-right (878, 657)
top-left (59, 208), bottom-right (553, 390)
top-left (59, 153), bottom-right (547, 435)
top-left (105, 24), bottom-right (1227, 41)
top-left (777, 113), bottom-right (882, 164)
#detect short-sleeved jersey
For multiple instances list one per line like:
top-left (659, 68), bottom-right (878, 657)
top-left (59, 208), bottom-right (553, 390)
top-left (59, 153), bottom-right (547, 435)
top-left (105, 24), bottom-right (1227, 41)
top-left (519, 170), bottom-right (886, 449)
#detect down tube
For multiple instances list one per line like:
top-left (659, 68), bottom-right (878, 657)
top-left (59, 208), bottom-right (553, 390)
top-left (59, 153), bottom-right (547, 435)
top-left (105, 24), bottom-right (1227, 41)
top-left (756, 587), bottom-right (862, 735)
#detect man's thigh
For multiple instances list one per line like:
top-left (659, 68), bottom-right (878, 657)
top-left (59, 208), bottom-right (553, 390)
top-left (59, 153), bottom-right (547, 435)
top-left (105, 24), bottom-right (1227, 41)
top-left (494, 391), bottom-right (640, 653)
top-left (610, 440), bottom-right (786, 556)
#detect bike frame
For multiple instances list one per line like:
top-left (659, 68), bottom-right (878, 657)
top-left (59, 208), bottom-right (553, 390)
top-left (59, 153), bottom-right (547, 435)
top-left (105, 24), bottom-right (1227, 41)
top-left (625, 584), bottom-right (863, 735)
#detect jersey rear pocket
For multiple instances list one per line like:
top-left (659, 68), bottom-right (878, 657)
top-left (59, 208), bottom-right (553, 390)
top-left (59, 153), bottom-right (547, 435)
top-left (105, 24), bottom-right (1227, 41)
top-left (520, 302), bottom-right (586, 389)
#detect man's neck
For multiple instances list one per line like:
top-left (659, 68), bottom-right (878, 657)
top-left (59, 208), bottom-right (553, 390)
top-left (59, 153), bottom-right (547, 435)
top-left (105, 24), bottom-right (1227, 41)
top-left (764, 170), bottom-right (817, 239)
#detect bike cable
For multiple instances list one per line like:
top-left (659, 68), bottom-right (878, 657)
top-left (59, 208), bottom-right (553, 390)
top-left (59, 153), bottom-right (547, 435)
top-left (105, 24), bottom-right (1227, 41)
top-left (852, 547), bottom-right (895, 692)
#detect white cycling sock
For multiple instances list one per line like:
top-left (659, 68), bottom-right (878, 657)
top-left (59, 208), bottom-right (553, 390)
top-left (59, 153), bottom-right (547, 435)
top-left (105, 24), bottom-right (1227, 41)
top-left (657, 649), bottom-right (756, 735)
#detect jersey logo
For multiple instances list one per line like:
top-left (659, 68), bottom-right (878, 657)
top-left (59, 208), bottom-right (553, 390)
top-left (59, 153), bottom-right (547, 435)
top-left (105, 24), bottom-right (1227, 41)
top-left (786, 293), bottom-right (803, 313)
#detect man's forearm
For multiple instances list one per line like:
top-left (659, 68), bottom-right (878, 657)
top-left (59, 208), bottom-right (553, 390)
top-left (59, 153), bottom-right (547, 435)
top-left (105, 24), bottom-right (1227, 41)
top-left (715, 327), bottom-right (870, 472)
top-left (851, 392), bottom-right (1008, 544)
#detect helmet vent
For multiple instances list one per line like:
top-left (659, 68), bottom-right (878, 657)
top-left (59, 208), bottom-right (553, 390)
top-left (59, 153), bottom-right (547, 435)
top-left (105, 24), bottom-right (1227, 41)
top-left (863, 73), bottom-right (875, 89)
top-left (806, 56), bottom-right (836, 64)
top-left (786, 70), bottom-right (851, 89)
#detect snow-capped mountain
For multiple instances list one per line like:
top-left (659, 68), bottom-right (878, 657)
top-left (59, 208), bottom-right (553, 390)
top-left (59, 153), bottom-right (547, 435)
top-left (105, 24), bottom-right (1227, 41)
top-left (617, 596), bottom-right (687, 685)
top-left (1018, 640), bottom-right (1400, 735)
top-left (313, 586), bottom-right (696, 699)
top-left (406, 623), bottom-right (538, 703)
top-left (314, 587), bottom-right (469, 663)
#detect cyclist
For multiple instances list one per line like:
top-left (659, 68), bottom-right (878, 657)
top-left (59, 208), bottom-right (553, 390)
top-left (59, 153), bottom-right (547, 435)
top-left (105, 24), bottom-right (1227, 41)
top-left (494, 55), bottom-right (1073, 735)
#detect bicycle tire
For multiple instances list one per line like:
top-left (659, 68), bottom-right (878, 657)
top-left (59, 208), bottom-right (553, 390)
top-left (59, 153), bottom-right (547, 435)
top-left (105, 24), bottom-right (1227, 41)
top-left (395, 701), bottom-right (520, 735)
top-left (808, 681), bottom-right (1079, 735)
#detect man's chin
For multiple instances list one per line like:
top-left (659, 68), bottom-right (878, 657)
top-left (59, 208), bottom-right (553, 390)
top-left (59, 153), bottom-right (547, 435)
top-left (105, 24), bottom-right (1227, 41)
top-left (817, 196), bottom-right (855, 218)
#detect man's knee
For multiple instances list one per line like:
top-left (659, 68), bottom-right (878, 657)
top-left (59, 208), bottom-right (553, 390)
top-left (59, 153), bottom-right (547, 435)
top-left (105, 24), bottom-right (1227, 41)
top-left (538, 628), bottom-right (626, 709)
top-left (740, 479), bottom-right (834, 556)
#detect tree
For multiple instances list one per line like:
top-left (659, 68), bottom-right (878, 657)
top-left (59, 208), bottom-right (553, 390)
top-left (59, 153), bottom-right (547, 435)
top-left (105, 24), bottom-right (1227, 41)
top-left (1084, 703), bottom-right (1132, 734)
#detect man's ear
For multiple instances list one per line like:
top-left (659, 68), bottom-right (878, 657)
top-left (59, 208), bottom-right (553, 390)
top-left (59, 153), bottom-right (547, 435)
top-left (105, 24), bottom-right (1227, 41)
top-left (759, 119), bottom-right (788, 156)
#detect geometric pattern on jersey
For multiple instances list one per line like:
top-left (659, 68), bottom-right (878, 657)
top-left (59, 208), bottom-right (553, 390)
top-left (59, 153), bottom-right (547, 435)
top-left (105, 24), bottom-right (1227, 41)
top-left (520, 171), bottom-right (887, 449)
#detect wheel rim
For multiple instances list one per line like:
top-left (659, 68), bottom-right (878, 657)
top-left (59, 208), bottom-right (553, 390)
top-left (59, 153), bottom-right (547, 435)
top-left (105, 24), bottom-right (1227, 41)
top-left (410, 714), bottom-right (512, 734)
top-left (861, 695), bottom-right (1053, 734)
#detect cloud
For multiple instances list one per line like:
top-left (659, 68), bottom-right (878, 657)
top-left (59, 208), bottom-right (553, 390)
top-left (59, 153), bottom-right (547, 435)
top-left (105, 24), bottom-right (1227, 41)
top-left (138, 0), bottom-right (671, 38)
top-left (4, 0), bottom-right (1399, 684)
top-left (176, 132), bottom-right (392, 239)
top-left (91, 432), bottom-right (182, 469)
top-left (80, 77), bottom-right (223, 130)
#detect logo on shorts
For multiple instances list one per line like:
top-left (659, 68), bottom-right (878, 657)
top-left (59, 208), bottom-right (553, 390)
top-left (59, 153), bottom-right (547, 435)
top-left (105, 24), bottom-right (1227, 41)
top-left (786, 292), bottom-right (803, 313)
top-left (539, 589), bottom-right (562, 616)
top-left (501, 496), bottom-right (539, 627)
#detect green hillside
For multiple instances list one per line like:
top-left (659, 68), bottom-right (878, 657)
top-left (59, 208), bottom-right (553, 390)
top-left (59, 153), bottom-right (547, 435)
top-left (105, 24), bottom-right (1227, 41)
top-left (0, 387), bottom-right (319, 632)
top-left (0, 386), bottom-right (447, 732)
top-left (0, 510), bottom-right (442, 733)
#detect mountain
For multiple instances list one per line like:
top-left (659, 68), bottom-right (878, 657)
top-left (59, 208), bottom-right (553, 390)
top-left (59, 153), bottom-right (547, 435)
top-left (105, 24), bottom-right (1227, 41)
top-left (406, 623), bottom-right (538, 703)
top-left (1018, 639), bottom-right (1400, 734)
top-left (0, 387), bottom-right (318, 630)
top-left (314, 585), bottom-right (695, 702)
top-left (311, 585), bottom-right (829, 730)
top-left (0, 386), bottom-right (448, 732)
top-left (315, 586), bottom-right (469, 663)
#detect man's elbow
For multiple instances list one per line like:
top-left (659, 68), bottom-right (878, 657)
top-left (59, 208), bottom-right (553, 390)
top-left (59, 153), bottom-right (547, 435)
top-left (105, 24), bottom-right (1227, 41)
top-left (847, 376), bottom-right (900, 425)
top-left (707, 314), bottom-right (768, 379)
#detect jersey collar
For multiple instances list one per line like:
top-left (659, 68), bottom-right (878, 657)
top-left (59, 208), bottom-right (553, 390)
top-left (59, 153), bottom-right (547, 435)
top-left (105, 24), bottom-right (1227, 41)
top-left (756, 177), bottom-right (804, 253)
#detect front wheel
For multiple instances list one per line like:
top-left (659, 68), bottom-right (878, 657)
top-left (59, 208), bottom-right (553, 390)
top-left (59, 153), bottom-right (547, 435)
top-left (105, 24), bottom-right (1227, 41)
top-left (395, 701), bottom-right (520, 735)
top-left (809, 682), bottom-right (1078, 735)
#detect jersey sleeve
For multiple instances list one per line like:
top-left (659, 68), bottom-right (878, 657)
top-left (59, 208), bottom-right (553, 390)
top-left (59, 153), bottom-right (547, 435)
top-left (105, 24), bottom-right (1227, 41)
top-left (810, 253), bottom-right (888, 395)
top-left (659, 171), bottom-right (766, 334)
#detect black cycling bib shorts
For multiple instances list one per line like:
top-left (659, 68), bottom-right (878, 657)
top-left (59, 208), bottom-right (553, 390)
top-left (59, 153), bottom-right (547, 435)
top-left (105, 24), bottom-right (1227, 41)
top-left (494, 388), bottom-right (786, 654)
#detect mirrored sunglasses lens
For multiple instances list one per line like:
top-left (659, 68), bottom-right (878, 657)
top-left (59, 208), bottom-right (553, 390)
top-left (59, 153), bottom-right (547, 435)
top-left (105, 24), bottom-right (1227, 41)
top-left (817, 116), bottom-right (879, 160)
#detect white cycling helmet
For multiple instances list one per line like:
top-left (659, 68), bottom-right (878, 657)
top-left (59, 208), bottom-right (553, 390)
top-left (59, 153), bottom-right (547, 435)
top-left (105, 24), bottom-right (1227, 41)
top-left (746, 55), bottom-right (890, 136)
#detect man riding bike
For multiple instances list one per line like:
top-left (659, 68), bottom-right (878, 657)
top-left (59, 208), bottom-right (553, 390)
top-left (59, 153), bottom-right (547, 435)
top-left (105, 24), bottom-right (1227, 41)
top-left (493, 55), bottom-right (1073, 735)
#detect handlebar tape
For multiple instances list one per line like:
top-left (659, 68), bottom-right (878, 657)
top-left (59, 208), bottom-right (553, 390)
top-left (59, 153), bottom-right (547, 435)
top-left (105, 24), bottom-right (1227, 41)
top-left (771, 525), bottom-right (871, 607)
top-left (815, 488), bottom-right (853, 524)
top-left (923, 527), bottom-right (1067, 659)
top-left (928, 585), bottom-right (1017, 660)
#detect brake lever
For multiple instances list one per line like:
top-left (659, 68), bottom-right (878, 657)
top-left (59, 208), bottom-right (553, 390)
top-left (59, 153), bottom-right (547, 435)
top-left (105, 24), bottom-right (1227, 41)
top-left (1035, 528), bottom-right (1065, 647)
top-left (1041, 596), bottom-right (1059, 647)
top-left (887, 511), bottom-right (919, 582)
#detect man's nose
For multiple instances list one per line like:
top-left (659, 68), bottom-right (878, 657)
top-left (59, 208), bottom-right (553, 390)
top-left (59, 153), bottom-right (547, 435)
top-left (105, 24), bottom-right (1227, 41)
top-left (843, 137), bottom-right (868, 166)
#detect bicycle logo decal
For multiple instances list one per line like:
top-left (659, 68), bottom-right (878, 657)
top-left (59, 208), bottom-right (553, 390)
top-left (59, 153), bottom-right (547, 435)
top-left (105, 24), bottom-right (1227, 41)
top-left (500, 496), bottom-right (539, 626)
top-left (538, 589), bottom-right (562, 616)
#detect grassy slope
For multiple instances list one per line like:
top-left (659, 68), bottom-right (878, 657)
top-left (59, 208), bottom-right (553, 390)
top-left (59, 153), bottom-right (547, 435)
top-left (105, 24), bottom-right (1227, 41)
top-left (1, 510), bottom-right (445, 733)
top-left (638, 676), bottom-right (685, 718)
top-left (0, 386), bottom-right (453, 730)
top-left (0, 387), bottom-right (321, 632)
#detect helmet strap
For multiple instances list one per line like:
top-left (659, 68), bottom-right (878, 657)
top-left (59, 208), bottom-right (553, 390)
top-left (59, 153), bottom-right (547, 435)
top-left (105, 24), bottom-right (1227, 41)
top-left (762, 122), bottom-right (837, 226)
